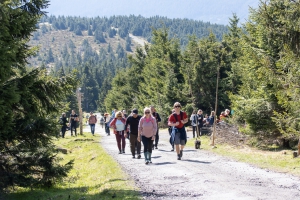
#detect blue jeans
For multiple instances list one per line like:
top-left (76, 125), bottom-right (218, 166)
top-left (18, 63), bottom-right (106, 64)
top-left (90, 124), bottom-right (95, 135)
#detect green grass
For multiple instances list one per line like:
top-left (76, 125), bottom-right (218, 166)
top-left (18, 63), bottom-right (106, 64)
top-left (4, 133), bottom-right (140, 200)
top-left (187, 135), bottom-right (300, 176)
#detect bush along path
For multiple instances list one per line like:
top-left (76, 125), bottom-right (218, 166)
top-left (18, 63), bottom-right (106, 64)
top-left (91, 124), bottom-right (300, 200)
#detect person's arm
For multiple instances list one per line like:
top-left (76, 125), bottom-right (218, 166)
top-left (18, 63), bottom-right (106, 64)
top-left (180, 112), bottom-right (188, 124)
top-left (124, 116), bottom-right (130, 133)
top-left (152, 118), bottom-right (157, 140)
top-left (156, 113), bottom-right (161, 123)
top-left (137, 118), bottom-right (143, 142)
top-left (168, 115), bottom-right (179, 127)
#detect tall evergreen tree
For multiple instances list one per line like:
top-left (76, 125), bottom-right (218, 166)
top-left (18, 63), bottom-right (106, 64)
top-left (0, 0), bottom-right (76, 190)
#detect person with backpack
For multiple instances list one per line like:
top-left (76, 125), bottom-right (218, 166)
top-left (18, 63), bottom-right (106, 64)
top-left (138, 107), bottom-right (157, 164)
top-left (59, 112), bottom-right (68, 138)
top-left (190, 111), bottom-right (197, 138)
top-left (125, 108), bottom-right (142, 159)
top-left (150, 105), bottom-right (161, 149)
top-left (88, 112), bottom-right (97, 136)
top-left (69, 110), bottom-right (78, 136)
top-left (110, 111), bottom-right (127, 154)
top-left (168, 102), bottom-right (188, 160)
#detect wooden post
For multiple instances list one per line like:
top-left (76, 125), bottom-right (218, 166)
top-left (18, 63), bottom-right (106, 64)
top-left (211, 66), bottom-right (220, 148)
top-left (298, 137), bottom-right (300, 157)
top-left (77, 88), bottom-right (83, 135)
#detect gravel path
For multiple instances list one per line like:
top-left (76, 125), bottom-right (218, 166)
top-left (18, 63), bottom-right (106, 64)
top-left (87, 123), bottom-right (300, 200)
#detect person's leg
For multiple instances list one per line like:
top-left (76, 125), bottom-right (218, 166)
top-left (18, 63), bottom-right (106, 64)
top-left (130, 133), bottom-right (136, 157)
top-left (70, 123), bottom-right (75, 136)
top-left (74, 123), bottom-right (77, 136)
top-left (92, 124), bottom-right (95, 135)
top-left (142, 136), bottom-right (148, 163)
top-left (137, 137), bottom-right (141, 158)
top-left (61, 126), bottom-right (66, 138)
top-left (115, 133), bottom-right (121, 153)
top-left (154, 130), bottom-right (159, 149)
top-left (121, 132), bottom-right (126, 153)
top-left (148, 137), bottom-right (153, 163)
top-left (192, 126), bottom-right (196, 138)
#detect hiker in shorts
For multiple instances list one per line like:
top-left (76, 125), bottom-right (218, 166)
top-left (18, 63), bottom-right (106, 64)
top-left (125, 108), bottom-right (142, 159)
top-left (168, 102), bottom-right (188, 160)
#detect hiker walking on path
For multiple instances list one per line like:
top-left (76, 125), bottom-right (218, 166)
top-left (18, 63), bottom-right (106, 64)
top-left (125, 108), bottom-right (142, 159)
top-left (60, 112), bottom-right (68, 138)
top-left (88, 112), bottom-right (97, 136)
top-left (168, 102), bottom-right (188, 160)
top-left (150, 105), bottom-right (161, 149)
top-left (138, 107), bottom-right (157, 164)
top-left (69, 110), bottom-right (78, 136)
top-left (104, 113), bottom-right (111, 136)
top-left (197, 109), bottom-right (204, 136)
top-left (190, 111), bottom-right (197, 138)
top-left (168, 109), bottom-right (176, 151)
top-left (110, 111), bottom-right (127, 154)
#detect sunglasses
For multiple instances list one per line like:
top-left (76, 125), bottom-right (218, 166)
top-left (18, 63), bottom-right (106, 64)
top-left (145, 112), bottom-right (150, 114)
top-left (174, 106), bottom-right (181, 108)
top-left (117, 116), bottom-right (122, 117)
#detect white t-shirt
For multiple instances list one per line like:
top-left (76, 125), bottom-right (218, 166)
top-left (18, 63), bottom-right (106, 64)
top-left (116, 119), bottom-right (125, 131)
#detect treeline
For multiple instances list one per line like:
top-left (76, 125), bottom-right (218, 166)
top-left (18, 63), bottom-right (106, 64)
top-left (39, 15), bottom-right (228, 45)
top-left (29, 15), bottom-right (228, 113)
top-left (106, 0), bottom-right (300, 147)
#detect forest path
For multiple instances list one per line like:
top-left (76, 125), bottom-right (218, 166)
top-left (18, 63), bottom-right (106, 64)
top-left (86, 122), bottom-right (300, 200)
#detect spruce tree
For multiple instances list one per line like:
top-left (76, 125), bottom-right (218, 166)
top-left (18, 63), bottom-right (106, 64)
top-left (0, 0), bottom-right (76, 190)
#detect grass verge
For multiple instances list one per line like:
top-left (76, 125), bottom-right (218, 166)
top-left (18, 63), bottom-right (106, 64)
top-left (4, 133), bottom-right (140, 200)
top-left (186, 135), bottom-right (300, 176)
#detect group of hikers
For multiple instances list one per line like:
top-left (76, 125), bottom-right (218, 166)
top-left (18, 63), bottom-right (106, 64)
top-left (101, 102), bottom-right (188, 163)
top-left (59, 103), bottom-right (231, 164)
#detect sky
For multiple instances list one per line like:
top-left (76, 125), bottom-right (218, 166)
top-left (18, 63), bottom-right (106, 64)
top-left (45, 0), bottom-right (260, 25)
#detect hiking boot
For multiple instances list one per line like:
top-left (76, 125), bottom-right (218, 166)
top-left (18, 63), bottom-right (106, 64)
top-left (155, 146), bottom-right (158, 149)
top-left (119, 151), bottom-right (122, 154)
top-left (137, 154), bottom-right (141, 159)
top-left (122, 149), bottom-right (125, 153)
top-left (132, 155), bottom-right (135, 159)
top-left (145, 160), bottom-right (149, 165)
top-left (177, 154), bottom-right (181, 160)
top-left (180, 150), bottom-right (183, 158)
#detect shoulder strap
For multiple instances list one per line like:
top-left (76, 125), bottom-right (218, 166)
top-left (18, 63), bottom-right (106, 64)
top-left (173, 113), bottom-right (178, 122)
top-left (180, 111), bottom-right (183, 120)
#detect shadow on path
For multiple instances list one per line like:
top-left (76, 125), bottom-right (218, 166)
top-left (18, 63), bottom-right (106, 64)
top-left (153, 162), bottom-right (176, 166)
top-left (182, 159), bottom-right (211, 164)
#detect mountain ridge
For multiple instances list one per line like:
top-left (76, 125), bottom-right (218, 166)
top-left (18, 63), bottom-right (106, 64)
top-left (46, 0), bottom-right (259, 25)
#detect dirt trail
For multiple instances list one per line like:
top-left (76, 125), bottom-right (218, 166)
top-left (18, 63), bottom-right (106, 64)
top-left (88, 123), bottom-right (300, 200)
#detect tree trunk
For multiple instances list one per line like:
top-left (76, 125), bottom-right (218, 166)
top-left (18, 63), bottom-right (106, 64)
top-left (298, 137), bottom-right (300, 157)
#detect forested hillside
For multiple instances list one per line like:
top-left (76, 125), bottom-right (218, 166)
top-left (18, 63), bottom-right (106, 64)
top-left (28, 15), bottom-right (228, 112)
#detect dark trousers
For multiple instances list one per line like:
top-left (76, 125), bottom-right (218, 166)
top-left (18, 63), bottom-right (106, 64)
top-left (105, 124), bottom-right (110, 135)
top-left (115, 131), bottom-right (126, 151)
top-left (130, 133), bottom-right (141, 156)
top-left (154, 129), bottom-right (159, 147)
top-left (197, 124), bottom-right (203, 136)
top-left (192, 126), bottom-right (196, 138)
top-left (90, 124), bottom-right (95, 134)
top-left (142, 136), bottom-right (153, 153)
top-left (61, 126), bottom-right (66, 138)
top-left (70, 123), bottom-right (77, 136)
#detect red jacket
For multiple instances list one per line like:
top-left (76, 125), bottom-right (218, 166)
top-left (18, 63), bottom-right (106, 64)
top-left (109, 117), bottom-right (126, 135)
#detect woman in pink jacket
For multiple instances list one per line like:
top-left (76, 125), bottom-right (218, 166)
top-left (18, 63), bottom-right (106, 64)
top-left (138, 107), bottom-right (157, 164)
top-left (110, 111), bottom-right (127, 154)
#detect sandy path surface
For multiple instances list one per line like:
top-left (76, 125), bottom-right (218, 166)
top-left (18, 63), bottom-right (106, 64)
top-left (86, 123), bottom-right (300, 200)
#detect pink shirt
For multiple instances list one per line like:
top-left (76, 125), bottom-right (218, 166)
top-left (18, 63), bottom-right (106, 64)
top-left (138, 116), bottom-right (157, 138)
